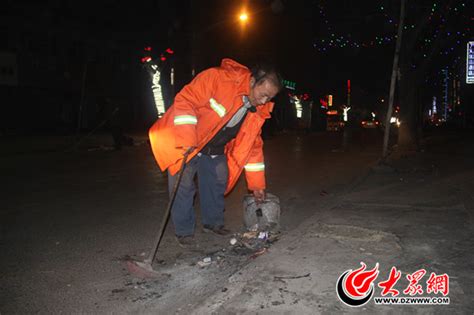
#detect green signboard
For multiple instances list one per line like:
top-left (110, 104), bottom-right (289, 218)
top-left (282, 79), bottom-right (296, 90)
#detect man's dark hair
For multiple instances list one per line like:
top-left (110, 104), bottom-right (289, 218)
top-left (250, 63), bottom-right (283, 91)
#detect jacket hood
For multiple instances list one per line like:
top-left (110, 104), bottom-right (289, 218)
top-left (219, 58), bottom-right (251, 96)
top-left (220, 58), bottom-right (251, 84)
top-left (220, 58), bottom-right (249, 74)
top-left (220, 58), bottom-right (273, 118)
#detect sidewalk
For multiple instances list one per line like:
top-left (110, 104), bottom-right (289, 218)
top-left (190, 130), bottom-right (474, 314)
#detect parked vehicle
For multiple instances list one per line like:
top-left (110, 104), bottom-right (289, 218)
top-left (361, 118), bottom-right (380, 129)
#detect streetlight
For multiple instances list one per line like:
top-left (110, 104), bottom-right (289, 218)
top-left (239, 12), bottom-right (248, 23)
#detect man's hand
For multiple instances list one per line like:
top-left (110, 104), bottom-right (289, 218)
top-left (253, 189), bottom-right (266, 204)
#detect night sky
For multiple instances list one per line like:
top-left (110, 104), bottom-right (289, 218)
top-left (1, 0), bottom-right (473, 131)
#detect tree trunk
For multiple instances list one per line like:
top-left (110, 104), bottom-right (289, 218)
top-left (382, 0), bottom-right (405, 159)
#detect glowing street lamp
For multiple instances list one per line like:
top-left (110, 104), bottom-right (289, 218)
top-left (237, 9), bottom-right (250, 37)
top-left (239, 12), bottom-right (249, 23)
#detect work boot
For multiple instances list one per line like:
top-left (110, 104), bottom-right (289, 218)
top-left (175, 235), bottom-right (198, 249)
top-left (202, 225), bottom-right (231, 236)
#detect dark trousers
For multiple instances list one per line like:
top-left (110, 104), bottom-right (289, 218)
top-left (168, 154), bottom-right (228, 236)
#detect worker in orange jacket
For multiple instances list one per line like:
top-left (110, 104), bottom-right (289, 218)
top-left (149, 58), bottom-right (281, 248)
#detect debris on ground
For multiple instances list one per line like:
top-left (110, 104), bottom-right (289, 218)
top-left (273, 273), bottom-right (311, 281)
top-left (228, 230), bottom-right (280, 258)
top-left (258, 231), bottom-right (268, 240)
top-left (197, 257), bottom-right (212, 268)
top-left (249, 248), bottom-right (267, 259)
top-left (193, 230), bottom-right (281, 269)
top-left (242, 231), bottom-right (258, 239)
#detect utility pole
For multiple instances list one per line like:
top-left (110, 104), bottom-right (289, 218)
top-left (382, 0), bottom-right (405, 159)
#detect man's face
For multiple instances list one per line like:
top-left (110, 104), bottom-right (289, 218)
top-left (248, 78), bottom-right (279, 107)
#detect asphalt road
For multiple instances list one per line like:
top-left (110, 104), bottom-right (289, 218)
top-left (1, 128), bottom-right (386, 313)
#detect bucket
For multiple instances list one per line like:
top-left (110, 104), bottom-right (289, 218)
top-left (243, 193), bottom-right (280, 231)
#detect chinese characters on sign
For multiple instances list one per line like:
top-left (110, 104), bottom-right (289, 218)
top-left (467, 41), bottom-right (474, 84)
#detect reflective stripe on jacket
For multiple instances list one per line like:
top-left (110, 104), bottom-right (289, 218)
top-left (148, 58), bottom-right (273, 194)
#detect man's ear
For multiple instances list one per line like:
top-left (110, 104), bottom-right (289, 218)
top-left (250, 77), bottom-right (256, 88)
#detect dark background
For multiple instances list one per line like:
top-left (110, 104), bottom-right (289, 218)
top-left (0, 0), bottom-right (472, 135)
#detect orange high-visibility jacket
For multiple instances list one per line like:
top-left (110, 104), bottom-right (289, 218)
top-left (149, 58), bottom-right (273, 195)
